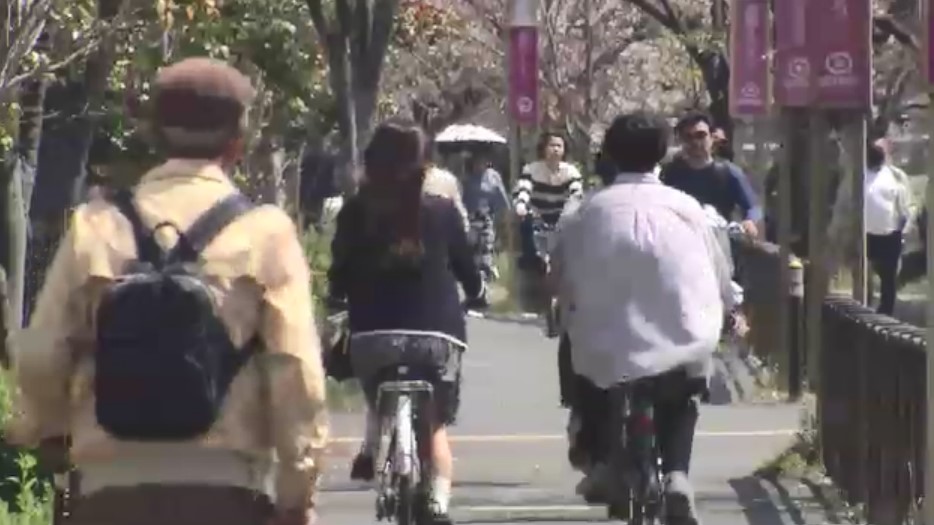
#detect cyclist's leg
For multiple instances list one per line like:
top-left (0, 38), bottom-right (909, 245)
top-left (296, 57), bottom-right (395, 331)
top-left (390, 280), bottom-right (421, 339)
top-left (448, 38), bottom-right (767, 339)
top-left (518, 216), bottom-right (537, 267)
top-left (401, 336), bottom-right (463, 523)
top-left (348, 334), bottom-right (404, 481)
top-left (573, 379), bottom-right (614, 499)
top-left (652, 368), bottom-right (702, 522)
top-left (350, 384), bottom-right (382, 481)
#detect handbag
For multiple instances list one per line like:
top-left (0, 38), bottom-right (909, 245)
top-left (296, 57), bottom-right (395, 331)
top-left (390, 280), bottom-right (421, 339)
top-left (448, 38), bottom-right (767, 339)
top-left (324, 330), bottom-right (354, 381)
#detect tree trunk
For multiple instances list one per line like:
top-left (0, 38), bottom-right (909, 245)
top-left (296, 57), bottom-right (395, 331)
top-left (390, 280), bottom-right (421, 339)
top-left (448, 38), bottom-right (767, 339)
top-left (329, 37), bottom-right (360, 196)
top-left (18, 30), bottom-right (49, 214)
top-left (13, 81), bottom-right (47, 327)
top-left (696, 50), bottom-right (732, 137)
top-left (0, 151), bottom-right (29, 329)
top-left (247, 126), bottom-right (287, 206)
top-left (282, 142), bottom-right (305, 219)
top-left (23, 0), bottom-right (122, 323)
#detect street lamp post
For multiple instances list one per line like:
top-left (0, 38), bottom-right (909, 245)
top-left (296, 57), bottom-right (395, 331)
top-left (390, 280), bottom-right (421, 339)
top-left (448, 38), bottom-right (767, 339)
top-left (506, 0), bottom-right (538, 183)
top-left (506, 0), bottom-right (538, 302)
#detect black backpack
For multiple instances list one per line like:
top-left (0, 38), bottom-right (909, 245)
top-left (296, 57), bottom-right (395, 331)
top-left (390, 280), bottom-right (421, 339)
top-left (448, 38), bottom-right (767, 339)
top-left (94, 189), bottom-right (259, 441)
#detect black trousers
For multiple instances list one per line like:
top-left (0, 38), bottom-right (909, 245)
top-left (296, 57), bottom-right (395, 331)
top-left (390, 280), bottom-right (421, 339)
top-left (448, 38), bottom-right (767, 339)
top-left (569, 362), bottom-right (701, 475)
top-left (867, 231), bottom-right (903, 315)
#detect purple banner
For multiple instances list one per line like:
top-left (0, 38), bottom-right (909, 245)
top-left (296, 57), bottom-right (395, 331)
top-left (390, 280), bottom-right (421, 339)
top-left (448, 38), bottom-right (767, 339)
top-left (508, 26), bottom-right (539, 126)
top-left (729, 0), bottom-right (770, 116)
top-left (811, 0), bottom-right (872, 108)
top-left (774, 0), bottom-right (812, 107)
top-left (774, 0), bottom-right (872, 109)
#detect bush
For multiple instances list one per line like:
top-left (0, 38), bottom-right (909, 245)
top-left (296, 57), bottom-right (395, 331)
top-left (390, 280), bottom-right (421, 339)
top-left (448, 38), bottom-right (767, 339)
top-left (0, 372), bottom-right (53, 523)
top-left (304, 223), bottom-right (364, 412)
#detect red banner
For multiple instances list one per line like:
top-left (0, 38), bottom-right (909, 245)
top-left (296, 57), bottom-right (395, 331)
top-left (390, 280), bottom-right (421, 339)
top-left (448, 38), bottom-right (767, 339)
top-left (774, 0), bottom-right (872, 109)
top-left (508, 26), bottom-right (539, 126)
top-left (729, 0), bottom-right (770, 116)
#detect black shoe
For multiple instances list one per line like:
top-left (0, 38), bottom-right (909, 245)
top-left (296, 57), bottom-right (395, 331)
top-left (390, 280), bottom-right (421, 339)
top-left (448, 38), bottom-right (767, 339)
top-left (350, 453), bottom-right (375, 481)
top-left (428, 510), bottom-right (453, 525)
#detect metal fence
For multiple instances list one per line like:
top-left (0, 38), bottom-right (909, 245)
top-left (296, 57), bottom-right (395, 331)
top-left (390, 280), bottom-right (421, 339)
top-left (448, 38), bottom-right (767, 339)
top-left (821, 295), bottom-right (925, 525)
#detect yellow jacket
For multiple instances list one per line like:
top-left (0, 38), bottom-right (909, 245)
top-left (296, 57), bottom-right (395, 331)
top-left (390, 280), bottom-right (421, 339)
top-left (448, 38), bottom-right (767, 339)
top-left (5, 159), bottom-right (328, 511)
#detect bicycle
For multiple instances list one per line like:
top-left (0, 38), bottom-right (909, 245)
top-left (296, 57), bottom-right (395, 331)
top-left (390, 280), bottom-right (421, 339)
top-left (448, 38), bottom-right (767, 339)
top-left (605, 380), bottom-right (664, 525)
top-left (530, 216), bottom-right (560, 339)
top-left (373, 364), bottom-right (436, 525)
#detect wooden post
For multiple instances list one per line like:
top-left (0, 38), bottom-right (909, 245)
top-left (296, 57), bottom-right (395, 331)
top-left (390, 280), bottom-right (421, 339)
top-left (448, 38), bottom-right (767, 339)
top-left (776, 110), bottom-right (795, 387)
top-left (849, 116), bottom-right (868, 304)
top-left (507, 0), bottom-right (538, 309)
top-left (922, 0), bottom-right (934, 517)
top-left (925, 109), bottom-right (934, 525)
top-left (805, 113), bottom-right (828, 391)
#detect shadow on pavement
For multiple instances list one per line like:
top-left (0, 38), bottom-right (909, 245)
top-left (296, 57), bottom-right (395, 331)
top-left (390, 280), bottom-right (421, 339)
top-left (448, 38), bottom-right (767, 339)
top-left (730, 475), bottom-right (846, 525)
top-left (729, 476), bottom-right (794, 525)
top-left (796, 477), bottom-right (845, 524)
top-left (456, 518), bottom-right (605, 524)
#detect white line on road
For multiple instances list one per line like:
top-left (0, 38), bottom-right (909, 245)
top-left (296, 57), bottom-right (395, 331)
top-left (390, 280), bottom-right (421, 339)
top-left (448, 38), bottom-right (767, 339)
top-left (457, 504), bottom-right (595, 513)
top-left (329, 429), bottom-right (796, 444)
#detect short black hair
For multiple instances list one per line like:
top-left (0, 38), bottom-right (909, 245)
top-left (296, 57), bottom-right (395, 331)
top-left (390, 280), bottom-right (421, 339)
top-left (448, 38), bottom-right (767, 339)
top-left (536, 130), bottom-right (566, 158)
top-left (600, 112), bottom-right (670, 181)
top-left (675, 110), bottom-right (713, 135)
top-left (866, 141), bottom-right (886, 170)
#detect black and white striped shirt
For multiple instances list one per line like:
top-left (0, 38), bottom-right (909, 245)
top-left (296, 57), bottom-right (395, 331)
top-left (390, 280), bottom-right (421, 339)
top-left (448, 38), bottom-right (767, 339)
top-left (513, 161), bottom-right (584, 225)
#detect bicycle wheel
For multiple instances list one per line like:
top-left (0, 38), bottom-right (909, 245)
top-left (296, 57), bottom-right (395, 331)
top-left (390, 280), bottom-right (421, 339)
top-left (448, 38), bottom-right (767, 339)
top-left (396, 474), bottom-right (416, 525)
top-left (392, 393), bottom-right (421, 524)
top-left (414, 390), bottom-right (435, 522)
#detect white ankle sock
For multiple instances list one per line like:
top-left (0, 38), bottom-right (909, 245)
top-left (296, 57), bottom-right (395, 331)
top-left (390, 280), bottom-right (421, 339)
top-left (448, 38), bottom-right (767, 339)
top-left (431, 476), bottom-right (452, 513)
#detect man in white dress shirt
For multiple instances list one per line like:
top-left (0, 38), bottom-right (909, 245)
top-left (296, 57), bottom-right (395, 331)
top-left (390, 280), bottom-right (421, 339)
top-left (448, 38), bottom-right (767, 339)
top-left (552, 113), bottom-right (734, 524)
top-left (864, 139), bottom-right (912, 315)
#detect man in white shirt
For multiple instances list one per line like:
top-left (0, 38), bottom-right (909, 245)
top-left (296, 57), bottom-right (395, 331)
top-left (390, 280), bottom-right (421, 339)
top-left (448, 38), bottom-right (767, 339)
top-left (553, 113), bottom-right (733, 524)
top-left (864, 139), bottom-right (912, 315)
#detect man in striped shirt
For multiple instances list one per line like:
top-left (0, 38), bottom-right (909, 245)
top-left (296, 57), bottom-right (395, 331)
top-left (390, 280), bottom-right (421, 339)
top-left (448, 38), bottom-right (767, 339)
top-left (513, 132), bottom-right (584, 267)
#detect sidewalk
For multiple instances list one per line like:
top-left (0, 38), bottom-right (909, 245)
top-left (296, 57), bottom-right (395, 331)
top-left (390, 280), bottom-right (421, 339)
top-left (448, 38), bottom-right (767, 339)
top-left (318, 318), bottom-right (834, 524)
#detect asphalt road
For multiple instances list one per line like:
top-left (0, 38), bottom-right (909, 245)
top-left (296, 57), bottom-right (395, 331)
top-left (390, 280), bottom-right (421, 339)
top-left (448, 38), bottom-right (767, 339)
top-left (318, 318), bottom-right (812, 524)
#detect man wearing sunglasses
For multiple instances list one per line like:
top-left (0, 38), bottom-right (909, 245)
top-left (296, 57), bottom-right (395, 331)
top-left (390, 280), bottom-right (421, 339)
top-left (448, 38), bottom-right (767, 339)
top-left (660, 111), bottom-right (761, 239)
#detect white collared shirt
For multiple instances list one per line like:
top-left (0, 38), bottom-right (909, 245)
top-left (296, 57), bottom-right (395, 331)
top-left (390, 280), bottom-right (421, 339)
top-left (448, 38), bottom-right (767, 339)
top-left (552, 171), bottom-right (733, 388)
top-left (864, 165), bottom-right (911, 235)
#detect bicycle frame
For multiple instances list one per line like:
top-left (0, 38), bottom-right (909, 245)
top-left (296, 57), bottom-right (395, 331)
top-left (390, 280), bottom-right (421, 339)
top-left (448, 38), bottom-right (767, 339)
top-left (374, 371), bottom-right (435, 524)
top-left (531, 220), bottom-right (561, 338)
top-left (608, 383), bottom-right (664, 524)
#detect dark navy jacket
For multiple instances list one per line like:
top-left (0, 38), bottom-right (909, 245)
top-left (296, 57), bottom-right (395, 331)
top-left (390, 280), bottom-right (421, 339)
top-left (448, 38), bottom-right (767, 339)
top-left (660, 157), bottom-right (763, 223)
top-left (328, 194), bottom-right (483, 344)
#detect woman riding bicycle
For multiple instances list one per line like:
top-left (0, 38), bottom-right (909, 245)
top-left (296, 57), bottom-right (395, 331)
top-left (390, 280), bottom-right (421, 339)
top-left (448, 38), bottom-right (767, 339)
top-left (512, 131), bottom-right (584, 269)
top-left (328, 119), bottom-right (486, 525)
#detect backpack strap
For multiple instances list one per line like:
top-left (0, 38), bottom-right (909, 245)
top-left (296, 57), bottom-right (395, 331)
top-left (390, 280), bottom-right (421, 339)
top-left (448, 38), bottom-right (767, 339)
top-left (170, 192), bottom-right (255, 263)
top-left (111, 189), bottom-right (165, 266)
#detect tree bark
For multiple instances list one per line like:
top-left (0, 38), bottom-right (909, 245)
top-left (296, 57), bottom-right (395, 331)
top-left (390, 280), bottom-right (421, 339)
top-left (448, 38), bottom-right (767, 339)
top-left (306, 0), bottom-right (400, 196)
top-left (23, 0), bottom-right (123, 322)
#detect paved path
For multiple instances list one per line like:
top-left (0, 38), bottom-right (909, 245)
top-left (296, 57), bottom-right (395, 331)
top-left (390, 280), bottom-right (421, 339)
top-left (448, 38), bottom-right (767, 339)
top-left (318, 318), bottom-right (818, 524)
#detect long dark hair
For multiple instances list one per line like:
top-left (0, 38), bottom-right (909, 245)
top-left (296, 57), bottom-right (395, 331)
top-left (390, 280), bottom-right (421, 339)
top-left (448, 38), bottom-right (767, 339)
top-left (359, 119), bottom-right (428, 262)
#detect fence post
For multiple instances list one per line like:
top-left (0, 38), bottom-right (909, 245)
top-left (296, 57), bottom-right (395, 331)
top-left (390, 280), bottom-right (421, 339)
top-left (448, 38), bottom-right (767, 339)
top-left (788, 256), bottom-right (805, 401)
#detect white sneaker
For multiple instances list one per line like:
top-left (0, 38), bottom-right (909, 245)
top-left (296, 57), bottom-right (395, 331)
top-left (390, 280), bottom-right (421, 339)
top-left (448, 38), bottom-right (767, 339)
top-left (664, 471), bottom-right (700, 524)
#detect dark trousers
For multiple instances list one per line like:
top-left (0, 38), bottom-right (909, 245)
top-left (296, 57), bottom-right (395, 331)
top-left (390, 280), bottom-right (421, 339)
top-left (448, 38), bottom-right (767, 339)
top-left (867, 231), bottom-right (903, 315)
top-left (570, 366), bottom-right (701, 475)
top-left (518, 216), bottom-right (537, 264)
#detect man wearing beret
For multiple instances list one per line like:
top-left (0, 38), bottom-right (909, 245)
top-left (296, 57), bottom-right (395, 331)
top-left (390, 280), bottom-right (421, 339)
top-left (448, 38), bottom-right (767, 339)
top-left (6, 57), bottom-right (327, 525)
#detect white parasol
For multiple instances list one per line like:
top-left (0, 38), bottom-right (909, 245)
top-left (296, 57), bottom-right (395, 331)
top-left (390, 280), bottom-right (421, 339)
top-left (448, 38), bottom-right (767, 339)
top-left (434, 124), bottom-right (507, 144)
